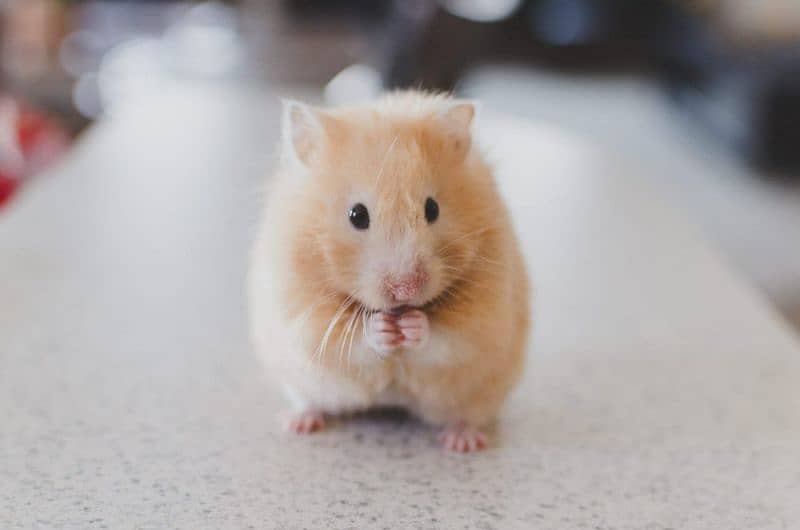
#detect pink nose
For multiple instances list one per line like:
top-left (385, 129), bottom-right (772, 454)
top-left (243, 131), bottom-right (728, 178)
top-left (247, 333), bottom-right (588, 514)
top-left (385, 268), bottom-right (428, 302)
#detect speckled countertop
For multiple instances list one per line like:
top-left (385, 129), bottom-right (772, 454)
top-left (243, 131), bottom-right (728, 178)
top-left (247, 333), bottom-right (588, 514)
top-left (2, 83), bottom-right (799, 529)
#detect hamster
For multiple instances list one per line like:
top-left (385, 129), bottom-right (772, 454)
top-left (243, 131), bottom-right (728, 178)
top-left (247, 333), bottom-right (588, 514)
top-left (248, 91), bottom-right (530, 452)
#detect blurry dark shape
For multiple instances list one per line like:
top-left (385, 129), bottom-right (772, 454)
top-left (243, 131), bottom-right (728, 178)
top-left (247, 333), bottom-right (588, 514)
top-left (760, 66), bottom-right (800, 173)
top-left (284, 0), bottom-right (388, 21)
top-left (660, 13), bottom-right (800, 175)
top-left (383, 0), bottom-right (686, 90)
top-left (530, 0), bottom-right (616, 46)
top-left (383, 0), bottom-right (491, 91)
top-left (376, 0), bottom-right (800, 175)
top-left (679, 53), bottom-right (800, 175)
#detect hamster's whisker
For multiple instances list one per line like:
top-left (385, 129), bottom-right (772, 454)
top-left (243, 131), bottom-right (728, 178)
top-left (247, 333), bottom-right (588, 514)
top-left (441, 266), bottom-right (498, 287)
top-left (432, 287), bottom-right (464, 311)
top-left (430, 275), bottom-right (485, 310)
top-left (444, 273), bottom-right (499, 291)
top-left (436, 224), bottom-right (502, 254)
top-left (439, 248), bottom-right (504, 268)
top-left (336, 298), bottom-right (359, 370)
top-left (360, 306), bottom-right (370, 369)
top-left (348, 287), bottom-right (373, 369)
top-left (345, 307), bottom-right (356, 370)
top-left (297, 294), bottom-right (343, 356)
top-left (346, 294), bottom-right (376, 370)
top-left (346, 304), bottom-right (364, 370)
top-left (440, 256), bottom-right (507, 282)
top-left (315, 295), bottom-right (353, 365)
top-left (441, 285), bottom-right (475, 306)
top-left (293, 290), bottom-right (339, 327)
top-left (339, 301), bottom-right (360, 370)
top-left (375, 135), bottom-right (399, 186)
top-left (428, 280), bottom-right (462, 307)
top-left (471, 255), bottom-right (505, 268)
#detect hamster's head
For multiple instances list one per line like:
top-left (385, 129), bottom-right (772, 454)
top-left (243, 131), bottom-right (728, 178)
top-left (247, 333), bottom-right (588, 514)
top-left (281, 93), bottom-right (494, 313)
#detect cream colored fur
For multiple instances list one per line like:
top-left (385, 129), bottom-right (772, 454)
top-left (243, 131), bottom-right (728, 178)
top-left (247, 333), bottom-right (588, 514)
top-left (248, 91), bottom-right (530, 435)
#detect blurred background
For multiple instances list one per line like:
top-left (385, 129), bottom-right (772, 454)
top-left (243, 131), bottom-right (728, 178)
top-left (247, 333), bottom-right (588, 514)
top-left (1, 0), bottom-right (799, 328)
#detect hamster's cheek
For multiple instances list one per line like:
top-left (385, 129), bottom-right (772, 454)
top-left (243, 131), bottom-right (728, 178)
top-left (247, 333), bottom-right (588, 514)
top-left (328, 243), bottom-right (378, 308)
top-left (320, 231), bottom-right (359, 273)
top-left (353, 271), bottom-right (387, 311)
top-left (423, 258), bottom-right (447, 300)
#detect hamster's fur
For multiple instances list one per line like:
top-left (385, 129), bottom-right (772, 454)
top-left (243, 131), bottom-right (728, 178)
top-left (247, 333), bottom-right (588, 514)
top-left (248, 91), bottom-right (530, 452)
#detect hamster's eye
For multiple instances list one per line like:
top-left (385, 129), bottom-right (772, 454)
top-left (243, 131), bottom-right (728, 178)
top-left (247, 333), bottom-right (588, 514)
top-left (424, 197), bottom-right (439, 224)
top-left (348, 203), bottom-right (370, 230)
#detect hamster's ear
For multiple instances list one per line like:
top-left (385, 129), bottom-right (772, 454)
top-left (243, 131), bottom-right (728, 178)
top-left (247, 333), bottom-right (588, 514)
top-left (281, 99), bottom-right (330, 167)
top-left (438, 100), bottom-right (477, 160)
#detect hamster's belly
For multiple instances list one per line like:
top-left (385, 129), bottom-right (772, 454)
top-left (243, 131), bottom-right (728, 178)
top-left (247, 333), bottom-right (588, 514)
top-left (373, 382), bottom-right (412, 408)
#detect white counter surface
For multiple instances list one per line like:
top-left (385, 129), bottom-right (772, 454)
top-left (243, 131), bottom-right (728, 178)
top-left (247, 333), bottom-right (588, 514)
top-left (2, 83), bottom-right (799, 529)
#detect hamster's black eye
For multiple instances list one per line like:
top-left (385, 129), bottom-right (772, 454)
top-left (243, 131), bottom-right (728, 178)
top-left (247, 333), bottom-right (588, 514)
top-left (424, 197), bottom-right (439, 224)
top-left (348, 203), bottom-right (370, 230)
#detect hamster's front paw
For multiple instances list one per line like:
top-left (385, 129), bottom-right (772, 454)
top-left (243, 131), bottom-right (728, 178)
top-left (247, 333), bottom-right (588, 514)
top-left (396, 309), bottom-right (429, 350)
top-left (366, 311), bottom-right (402, 355)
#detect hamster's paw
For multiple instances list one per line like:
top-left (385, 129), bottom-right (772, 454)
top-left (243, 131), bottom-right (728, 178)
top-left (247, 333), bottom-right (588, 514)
top-left (437, 423), bottom-right (488, 453)
top-left (396, 309), bottom-right (429, 350)
top-left (366, 311), bottom-right (402, 355)
top-left (286, 410), bottom-right (326, 434)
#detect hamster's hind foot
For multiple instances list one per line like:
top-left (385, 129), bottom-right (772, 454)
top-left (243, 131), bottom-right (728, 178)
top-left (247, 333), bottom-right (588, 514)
top-left (286, 410), bottom-right (326, 434)
top-left (437, 422), bottom-right (488, 453)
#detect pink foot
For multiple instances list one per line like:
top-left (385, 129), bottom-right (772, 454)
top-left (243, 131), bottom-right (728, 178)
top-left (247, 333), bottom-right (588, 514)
top-left (438, 423), bottom-right (488, 453)
top-left (286, 411), bottom-right (326, 434)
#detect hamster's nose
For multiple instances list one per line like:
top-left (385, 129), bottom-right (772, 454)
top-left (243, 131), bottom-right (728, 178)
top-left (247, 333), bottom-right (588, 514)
top-left (384, 267), bottom-right (429, 303)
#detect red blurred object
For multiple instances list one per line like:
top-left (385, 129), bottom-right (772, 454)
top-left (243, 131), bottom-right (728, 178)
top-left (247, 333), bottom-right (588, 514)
top-left (19, 111), bottom-right (53, 153)
top-left (0, 97), bottom-right (69, 209)
top-left (0, 172), bottom-right (19, 207)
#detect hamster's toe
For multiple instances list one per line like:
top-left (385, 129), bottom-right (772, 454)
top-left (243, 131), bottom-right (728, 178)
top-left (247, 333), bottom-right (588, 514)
top-left (437, 423), bottom-right (488, 453)
top-left (366, 311), bottom-right (402, 355)
top-left (396, 309), bottom-right (429, 350)
top-left (286, 410), bottom-right (326, 434)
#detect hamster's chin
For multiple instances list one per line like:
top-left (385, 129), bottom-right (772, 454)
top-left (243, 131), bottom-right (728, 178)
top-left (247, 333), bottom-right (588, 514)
top-left (353, 292), bottom-right (440, 315)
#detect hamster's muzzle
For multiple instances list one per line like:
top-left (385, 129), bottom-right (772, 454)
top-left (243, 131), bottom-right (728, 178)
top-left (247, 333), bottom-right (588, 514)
top-left (383, 265), bottom-right (429, 304)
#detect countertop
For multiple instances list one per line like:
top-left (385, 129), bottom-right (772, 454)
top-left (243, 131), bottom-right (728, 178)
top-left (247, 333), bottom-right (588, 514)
top-left (2, 82), bottom-right (799, 529)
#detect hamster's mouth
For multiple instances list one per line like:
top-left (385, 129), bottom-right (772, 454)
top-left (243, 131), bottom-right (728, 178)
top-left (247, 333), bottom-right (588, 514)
top-left (352, 297), bottom-right (442, 315)
top-left (350, 285), bottom-right (454, 316)
top-left (355, 302), bottom-right (421, 315)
